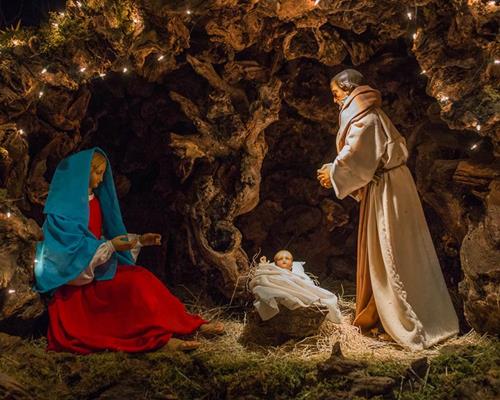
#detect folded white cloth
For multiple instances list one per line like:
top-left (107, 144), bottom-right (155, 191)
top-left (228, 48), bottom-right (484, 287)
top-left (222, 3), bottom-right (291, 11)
top-left (249, 262), bottom-right (342, 323)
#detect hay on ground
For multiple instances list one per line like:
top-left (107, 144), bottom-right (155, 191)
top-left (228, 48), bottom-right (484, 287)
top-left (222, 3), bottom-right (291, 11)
top-left (186, 297), bottom-right (489, 366)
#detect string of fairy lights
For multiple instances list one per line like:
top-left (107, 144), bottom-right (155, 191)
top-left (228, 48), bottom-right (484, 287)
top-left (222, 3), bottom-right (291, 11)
top-left (4, 0), bottom-right (499, 132)
top-left (0, 0), bottom-right (498, 297)
top-left (1, 0), bottom-right (499, 224)
top-left (0, 1), bottom-right (199, 238)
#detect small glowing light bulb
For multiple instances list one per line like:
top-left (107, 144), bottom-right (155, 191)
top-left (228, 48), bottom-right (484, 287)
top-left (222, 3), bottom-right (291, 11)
top-left (470, 143), bottom-right (478, 150)
top-left (407, 12), bottom-right (412, 20)
top-left (53, 23), bottom-right (59, 28)
top-left (77, 1), bottom-right (82, 7)
top-left (123, 67), bottom-right (128, 73)
top-left (60, 12), bottom-right (65, 17)
top-left (6, 212), bottom-right (11, 218)
top-left (494, 59), bottom-right (500, 64)
top-left (41, 68), bottom-right (48, 74)
top-left (314, 0), bottom-right (321, 5)
top-left (186, 9), bottom-right (192, 15)
top-left (39, 91), bottom-right (44, 98)
top-left (99, 73), bottom-right (106, 78)
top-left (8, 289), bottom-right (16, 294)
top-left (476, 124), bottom-right (481, 131)
top-left (157, 55), bottom-right (165, 61)
top-left (80, 67), bottom-right (86, 72)
top-left (487, 1), bottom-right (496, 6)
top-left (420, 70), bottom-right (426, 75)
top-left (412, 33), bottom-right (417, 40)
top-left (18, 129), bottom-right (25, 135)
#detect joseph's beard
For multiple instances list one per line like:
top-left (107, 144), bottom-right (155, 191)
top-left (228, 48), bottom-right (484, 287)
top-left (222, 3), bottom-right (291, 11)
top-left (336, 96), bottom-right (348, 109)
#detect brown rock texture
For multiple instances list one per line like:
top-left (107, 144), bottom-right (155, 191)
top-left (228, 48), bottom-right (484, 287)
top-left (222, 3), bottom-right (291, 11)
top-left (0, 0), bottom-right (498, 335)
top-left (459, 178), bottom-right (500, 334)
top-left (0, 124), bottom-right (45, 335)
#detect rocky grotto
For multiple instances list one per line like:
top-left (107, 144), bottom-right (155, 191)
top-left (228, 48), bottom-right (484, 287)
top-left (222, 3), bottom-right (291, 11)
top-left (0, 0), bottom-right (499, 399)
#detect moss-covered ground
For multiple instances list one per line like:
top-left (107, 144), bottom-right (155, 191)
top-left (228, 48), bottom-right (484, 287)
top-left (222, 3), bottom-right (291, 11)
top-left (1, 317), bottom-right (498, 400)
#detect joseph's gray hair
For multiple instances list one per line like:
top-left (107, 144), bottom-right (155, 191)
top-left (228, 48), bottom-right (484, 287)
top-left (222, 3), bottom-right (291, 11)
top-left (331, 69), bottom-right (366, 93)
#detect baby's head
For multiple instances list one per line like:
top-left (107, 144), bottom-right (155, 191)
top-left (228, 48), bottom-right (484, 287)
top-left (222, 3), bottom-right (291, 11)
top-left (274, 249), bottom-right (293, 270)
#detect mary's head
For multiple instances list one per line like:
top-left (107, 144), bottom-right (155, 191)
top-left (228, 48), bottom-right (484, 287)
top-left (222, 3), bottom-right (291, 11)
top-left (89, 151), bottom-right (107, 192)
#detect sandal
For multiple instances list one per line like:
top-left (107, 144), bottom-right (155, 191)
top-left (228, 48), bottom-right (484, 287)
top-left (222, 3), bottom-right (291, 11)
top-left (163, 338), bottom-right (201, 352)
top-left (199, 322), bottom-right (225, 336)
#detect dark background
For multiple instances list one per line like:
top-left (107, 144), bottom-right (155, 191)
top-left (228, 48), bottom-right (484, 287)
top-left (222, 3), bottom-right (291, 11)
top-left (0, 0), bottom-right (65, 27)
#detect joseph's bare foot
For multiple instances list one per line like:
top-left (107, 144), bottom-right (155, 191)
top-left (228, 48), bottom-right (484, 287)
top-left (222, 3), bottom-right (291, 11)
top-left (163, 338), bottom-right (201, 352)
top-left (199, 322), bottom-right (225, 336)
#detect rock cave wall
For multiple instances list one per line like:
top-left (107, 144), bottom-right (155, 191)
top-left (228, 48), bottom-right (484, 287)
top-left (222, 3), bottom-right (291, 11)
top-left (0, 0), bottom-right (498, 336)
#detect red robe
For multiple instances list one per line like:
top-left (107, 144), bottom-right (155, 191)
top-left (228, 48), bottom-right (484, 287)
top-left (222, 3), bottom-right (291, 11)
top-left (47, 196), bottom-right (206, 354)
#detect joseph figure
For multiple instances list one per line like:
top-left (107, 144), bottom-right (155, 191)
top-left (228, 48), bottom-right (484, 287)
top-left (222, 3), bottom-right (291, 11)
top-left (317, 69), bottom-right (458, 350)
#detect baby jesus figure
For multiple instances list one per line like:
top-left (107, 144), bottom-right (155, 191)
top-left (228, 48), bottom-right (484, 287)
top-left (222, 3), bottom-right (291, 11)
top-left (249, 250), bottom-right (342, 323)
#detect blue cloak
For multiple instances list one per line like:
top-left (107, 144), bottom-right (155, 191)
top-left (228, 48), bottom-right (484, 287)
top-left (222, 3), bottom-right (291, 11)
top-left (34, 147), bottom-right (135, 293)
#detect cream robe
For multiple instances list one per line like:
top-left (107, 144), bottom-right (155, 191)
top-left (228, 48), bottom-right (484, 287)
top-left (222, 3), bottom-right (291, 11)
top-left (326, 86), bottom-right (458, 350)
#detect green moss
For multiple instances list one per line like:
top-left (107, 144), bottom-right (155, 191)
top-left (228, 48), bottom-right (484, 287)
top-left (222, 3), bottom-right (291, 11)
top-left (1, 333), bottom-right (498, 400)
top-left (38, 12), bottom-right (91, 54)
top-left (0, 26), bottom-right (34, 49)
top-left (0, 0), bottom-right (141, 58)
top-left (366, 359), bottom-right (405, 379)
top-left (398, 342), bottom-right (500, 400)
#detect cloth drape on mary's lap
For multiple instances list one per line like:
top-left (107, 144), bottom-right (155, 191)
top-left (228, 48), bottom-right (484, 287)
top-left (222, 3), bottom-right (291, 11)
top-left (35, 148), bottom-right (205, 354)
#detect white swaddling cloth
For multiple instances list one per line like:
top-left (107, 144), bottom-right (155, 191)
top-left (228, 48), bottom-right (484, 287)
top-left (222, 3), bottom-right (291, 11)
top-left (249, 262), bottom-right (342, 323)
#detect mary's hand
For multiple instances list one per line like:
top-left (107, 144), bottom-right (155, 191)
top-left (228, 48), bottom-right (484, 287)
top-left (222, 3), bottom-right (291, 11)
top-left (140, 233), bottom-right (162, 247)
top-left (111, 235), bottom-right (138, 251)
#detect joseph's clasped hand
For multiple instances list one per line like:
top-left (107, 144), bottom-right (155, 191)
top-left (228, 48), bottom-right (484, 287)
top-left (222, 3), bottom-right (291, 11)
top-left (316, 165), bottom-right (333, 188)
